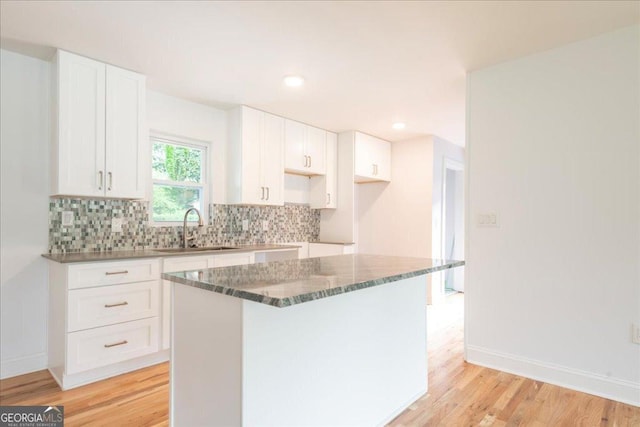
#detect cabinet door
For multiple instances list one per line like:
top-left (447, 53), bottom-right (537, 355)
top-left (261, 113), bottom-right (284, 205)
top-left (354, 132), bottom-right (391, 182)
top-left (284, 119), bottom-right (306, 174)
top-left (211, 252), bottom-right (255, 267)
top-left (105, 65), bottom-right (146, 199)
top-left (324, 132), bottom-right (338, 208)
top-left (162, 255), bottom-right (213, 350)
top-left (306, 126), bottom-right (327, 175)
top-left (241, 107), bottom-right (265, 204)
top-left (309, 243), bottom-right (349, 257)
top-left (354, 133), bottom-right (375, 180)
top-left (55, 51), bottom-right (106, 197)
top-left (309, 132), bottom-right (337, 209)
top-left (370, 137), bottom-right (391, 181)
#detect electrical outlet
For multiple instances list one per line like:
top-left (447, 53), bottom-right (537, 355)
top-left (632, 324), bottom-right (640, 345)
top-left (242, 219), bottom-right (249, 231)
top-left (61, 211), bottom-right (74, 226)
top-left (262, 220), bottom-right (269, 231)
top-left (111, 217), bottom-right (123, 233)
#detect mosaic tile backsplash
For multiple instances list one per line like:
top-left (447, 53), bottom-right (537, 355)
top-left (49, 199), bottom-right (320, 254)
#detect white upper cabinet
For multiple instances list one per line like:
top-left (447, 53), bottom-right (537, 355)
top-left (284, 119), bottom-right (326, 176)
top-left (105, 65), bottom-right (146, 199)
top-left (228, 106), bottom-right (284, 206)
top-left (51, 50), bottom-right (146, 199)
top-left (354, 132), bottom-right (391, 183)
top-left (310, 132), bottom-right (338, 209)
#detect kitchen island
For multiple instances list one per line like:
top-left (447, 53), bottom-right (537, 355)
top-left (163, 254), bottom-right (464, 427)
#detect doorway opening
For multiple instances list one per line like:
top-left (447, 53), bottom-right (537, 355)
top-left (442, 161), bottom-right (465, 295)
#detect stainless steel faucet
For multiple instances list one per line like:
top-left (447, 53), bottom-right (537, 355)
top-left (183, 207), bottom-right (204, 248)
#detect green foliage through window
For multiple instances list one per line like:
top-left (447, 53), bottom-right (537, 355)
top-left (151, 139), bottom-right (206, 222)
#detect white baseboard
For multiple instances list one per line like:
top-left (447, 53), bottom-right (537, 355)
top-left (49, 350), bottom-right (170, 390)
top-left (466, 345), bottom-right (640, 407)
top-left (1, 352), bottom-right (48, 379)
top-left (377, 388), bottom-right (427, 427)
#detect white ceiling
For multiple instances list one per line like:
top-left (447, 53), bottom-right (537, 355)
top-left (1, 1), bottom-right (638, 146)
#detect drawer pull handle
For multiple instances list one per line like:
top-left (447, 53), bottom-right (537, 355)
top-left (105, 270), bottom-right (128, 276)
top-left (104, 301), bottom-right (128, 308)
top-left (104, 340), bottom-right (128, 348)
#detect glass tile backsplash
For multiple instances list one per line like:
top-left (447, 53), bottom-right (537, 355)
top-left (49, 198), bottom-right (320, 254)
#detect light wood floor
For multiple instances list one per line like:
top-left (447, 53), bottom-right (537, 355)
top-left (1, 293), bottom-right (638, 426)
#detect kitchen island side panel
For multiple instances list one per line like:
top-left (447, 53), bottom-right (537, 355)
top-left (242, 275), bottom-right (427, 426)
top-left (171, 284), bottom-right (244, 426)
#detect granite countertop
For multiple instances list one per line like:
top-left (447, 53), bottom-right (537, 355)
top-left (42, 244), bottom-right (301, 264)
top-left (163, 254), bottom-right (465, 308)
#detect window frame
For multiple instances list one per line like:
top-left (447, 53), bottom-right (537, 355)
top-left (149, 132), bottom-right (210, 226)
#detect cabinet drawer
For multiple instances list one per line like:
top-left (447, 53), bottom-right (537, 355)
top-left (68, 259), bottom-right (160, 289)
top-left (66, 317), bottom-right (159, 374)
top-left (68, 280), bottom-right (160, 332)
top-left (211, 252), bottom-right (255, 267)
top-left (163, 256), bottom-right (212, 273)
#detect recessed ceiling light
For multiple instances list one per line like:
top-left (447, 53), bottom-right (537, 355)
top-left (392, 122), bottom-right (406, 130)
top-left (283, 75), bottom-right (305, 87)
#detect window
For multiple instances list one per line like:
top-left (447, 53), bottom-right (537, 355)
top-left (151, 135), bottom-right (207, 223)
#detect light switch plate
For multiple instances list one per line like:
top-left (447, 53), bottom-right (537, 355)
top-left (62, 211), bottom-right (74, 227)
top-left (242, 219), bottom-right (249, 231)
top-left (477, 212), bottom-right (498, 227)
top-left (262, 220), bottom-right (269, 231)
top-left (632, 324), bottom-right (640, 345)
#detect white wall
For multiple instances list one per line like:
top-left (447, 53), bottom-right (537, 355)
top-left (284, 174), bottom-right (310, 205)
top-left (357, 135), bottom-right (464, 303)
top-left (466, 25), bottom-right (640, 405)
top-left (147, 92), bottom-right (310, 206)
top-left (0, 50), bottom-right (51, 378)
top-left (146, 90), bottom-right (228, 204)
top-left (357, 137), bottom-right (434, 258)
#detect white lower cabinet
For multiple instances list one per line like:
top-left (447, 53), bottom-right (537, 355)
top-left (48, 258), bottom-right (164, 390)
top-left (308, 243), bottom-right (355, 258)
top-left (47, 251), bottom-right (280, 389)
top-left (161, 252), bottom-right (255, 350)
top-left (211, 252), bottom-right (255, 268)
top-left (66, 318), bottom-right (159, 375)
top-left (67, 280), bottom-right (159, 332)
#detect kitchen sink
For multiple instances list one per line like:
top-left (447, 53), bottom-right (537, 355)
top-left (155, 246), bottom-right (239, 254)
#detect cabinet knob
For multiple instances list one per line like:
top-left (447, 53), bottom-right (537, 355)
top-left (327, 193), bottom-right (331, 205)
top-left (266, 187), bottom-right (270, 201)
top-left (98, 171), bottom-right (103, 190)
top-left (107, 172), bottom-right (113, 191)
top-left (261, 187), bottom-right (265, 200)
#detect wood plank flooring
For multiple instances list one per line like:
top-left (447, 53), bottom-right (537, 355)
top-left (1, 293), bottom-right (638, 426)
top-left (387, 293), bottom-right (640, 426)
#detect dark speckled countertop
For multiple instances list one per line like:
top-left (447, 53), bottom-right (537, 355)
top-left (163, 254), bottom-right (465, 308)
top-left (42, 244), bottom-right (300, 263)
